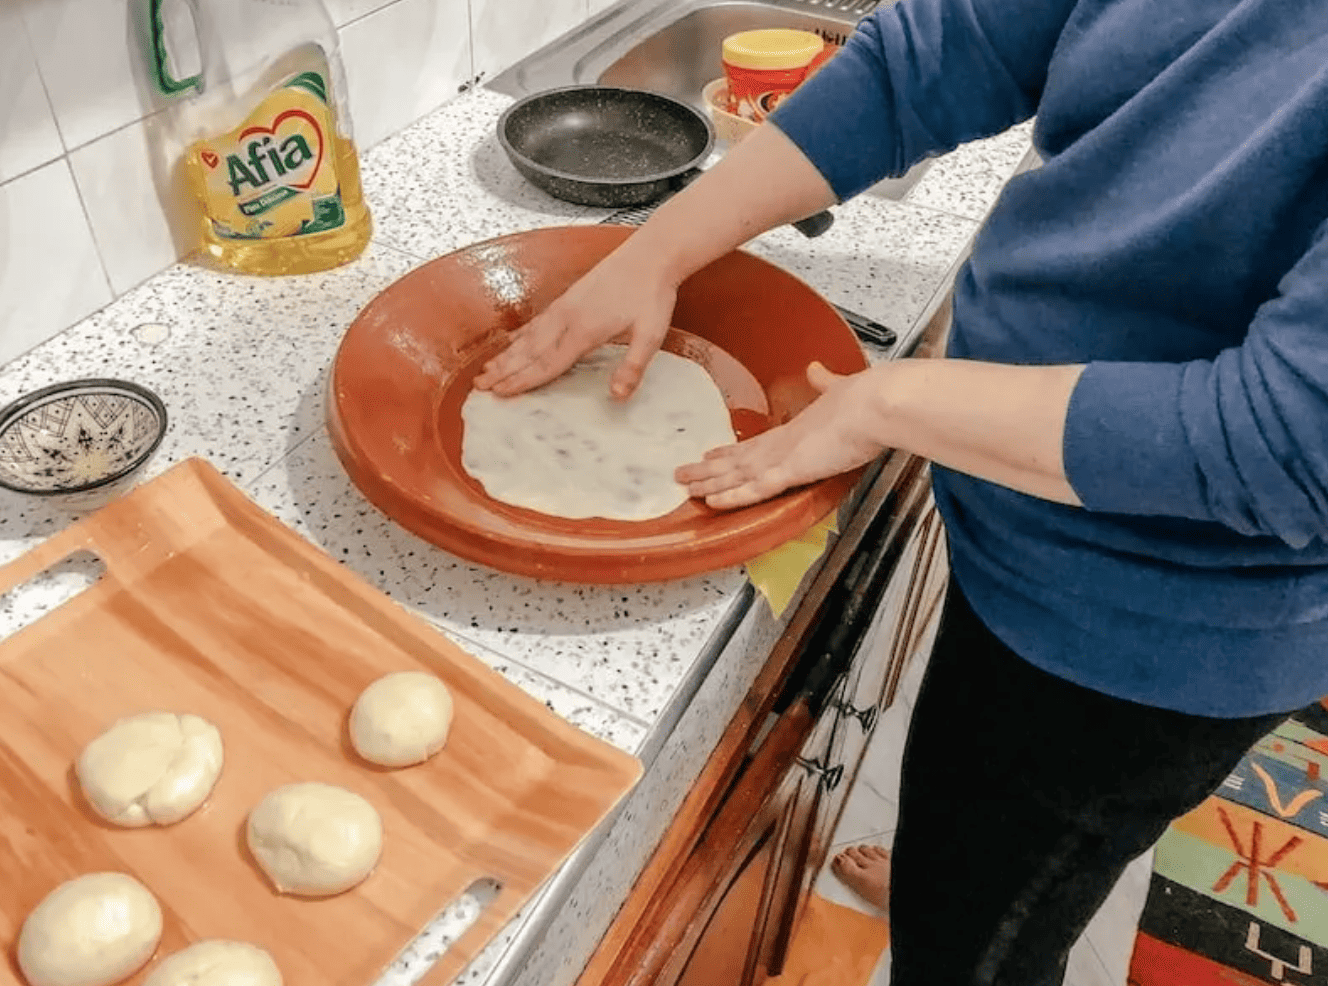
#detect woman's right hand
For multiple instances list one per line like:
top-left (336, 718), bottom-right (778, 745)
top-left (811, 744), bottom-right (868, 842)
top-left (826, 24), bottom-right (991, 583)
top-left (473, 242), bottom-right (679, 400)
top-left (476, 124), bottom-right (838, 399)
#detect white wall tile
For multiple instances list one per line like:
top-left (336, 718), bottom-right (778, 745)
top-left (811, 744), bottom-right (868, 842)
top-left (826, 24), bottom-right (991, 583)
top-left (0, 162), bottom-right (112, 365)
top-left (68, 114), bottom-right (199, 295)
top-left (21, 0), bottom-right (158, 151)
top-left (0, 4), bottom-right (64, 182)
top-left (324, 0), bottom-right (402, 28)
top-left (0, 0), bottom-right (582, 353)
top-left (338, 0), bottom-right (472, 149)
top-left (470, 0), bottom-right (584, 82)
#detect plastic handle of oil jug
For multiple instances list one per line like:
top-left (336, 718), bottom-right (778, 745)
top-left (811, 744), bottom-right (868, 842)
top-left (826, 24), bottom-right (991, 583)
top-left (146, 0), bottom-right (203, 96)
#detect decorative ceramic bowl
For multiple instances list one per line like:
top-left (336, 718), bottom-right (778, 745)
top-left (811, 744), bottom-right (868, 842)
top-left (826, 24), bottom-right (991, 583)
top-left (0, 379), bottom-right (167, 499)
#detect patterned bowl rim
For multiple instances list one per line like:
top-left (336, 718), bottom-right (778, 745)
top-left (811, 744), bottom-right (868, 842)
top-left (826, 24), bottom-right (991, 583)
top-left (0, 378), bottom-right (168, 496)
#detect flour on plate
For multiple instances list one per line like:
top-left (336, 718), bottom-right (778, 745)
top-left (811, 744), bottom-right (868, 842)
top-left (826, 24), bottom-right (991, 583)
top-left (462, 345), bottom-right (737, 521)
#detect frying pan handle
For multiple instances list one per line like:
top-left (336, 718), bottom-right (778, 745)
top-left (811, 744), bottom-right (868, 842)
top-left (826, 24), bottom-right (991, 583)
top-left (667, 172), bottom-right (832, 237)
top-left (792, 210), bottom-right (835, 238)
top-left (673, 169), bottom-right (703, 191)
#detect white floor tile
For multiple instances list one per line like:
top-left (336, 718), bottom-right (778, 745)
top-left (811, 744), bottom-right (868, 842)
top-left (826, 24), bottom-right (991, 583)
top-left (868, 949), bottom-right (891, 986)
top-left (1067, 931), bottom-right (1114, 986)
top-left (856, 699), bottom-right (910, 805)
top-left (814, 843), bottom-right (891, 920)
top-left (817, 776), bottom-right (896, 918)
top-left (831, 776), bottom-right (898, 851)
top-left (895, 628), bottom-right (935, 713)
top-left (1084, 847), bottom-right (1153, 985)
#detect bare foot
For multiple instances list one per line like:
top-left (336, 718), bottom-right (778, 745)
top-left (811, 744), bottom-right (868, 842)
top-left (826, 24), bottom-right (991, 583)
top-left (831, 844), bottom-right (890, 909)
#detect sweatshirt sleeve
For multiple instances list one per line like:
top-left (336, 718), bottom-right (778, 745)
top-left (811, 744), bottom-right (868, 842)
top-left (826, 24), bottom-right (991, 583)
top-left (768, 0), bottom-right (1078, 200)
top-left (1064, 216), bottom-right (1328, 548)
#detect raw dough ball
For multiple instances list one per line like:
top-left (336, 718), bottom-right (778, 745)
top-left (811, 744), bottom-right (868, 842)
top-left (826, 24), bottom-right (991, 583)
top-left (143, 941), bottom-right (282, 986)
top-left (76, 712), bottom-right (224, 827)
top-left (18, 872), bottom-right (162, 986)
top-left (349, 671), bottom-right (454, 768)
top-left (246, 782), bottom-right (382, 896)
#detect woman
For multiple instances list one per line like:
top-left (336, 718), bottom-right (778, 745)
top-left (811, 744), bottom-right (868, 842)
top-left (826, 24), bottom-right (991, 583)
top-left (477, 0), bottom-right (1328, 982)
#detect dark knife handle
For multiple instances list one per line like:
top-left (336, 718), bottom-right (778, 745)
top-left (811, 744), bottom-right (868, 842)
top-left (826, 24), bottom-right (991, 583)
top-left (793, 210), bottom-right (835, 238)
top-left (833, 305), bottom-right (897, 348)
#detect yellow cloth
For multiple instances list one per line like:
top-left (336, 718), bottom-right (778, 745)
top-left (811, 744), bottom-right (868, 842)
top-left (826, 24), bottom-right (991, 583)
top-left (745, 511), bottom-right (839, 619)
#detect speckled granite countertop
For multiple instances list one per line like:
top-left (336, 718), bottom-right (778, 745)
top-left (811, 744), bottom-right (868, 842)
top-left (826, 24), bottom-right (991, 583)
top-left (0, 86), bottom-right (1030, 986)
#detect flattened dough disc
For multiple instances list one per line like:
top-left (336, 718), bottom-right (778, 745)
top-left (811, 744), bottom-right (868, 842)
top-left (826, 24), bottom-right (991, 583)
top-left (461, 345), bottom-right (736, 521)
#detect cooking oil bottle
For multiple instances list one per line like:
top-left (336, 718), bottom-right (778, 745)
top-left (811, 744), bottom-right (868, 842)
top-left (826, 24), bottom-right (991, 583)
top-left (143, 0), bottom-right (372, 275)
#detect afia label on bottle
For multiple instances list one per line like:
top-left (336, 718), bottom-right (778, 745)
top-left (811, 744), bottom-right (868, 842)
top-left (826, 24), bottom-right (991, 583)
top-left (185, 71), bottom-right (345, 240)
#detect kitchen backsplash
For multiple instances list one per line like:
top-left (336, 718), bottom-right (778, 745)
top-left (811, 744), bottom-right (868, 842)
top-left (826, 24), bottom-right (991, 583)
top-left (0, 0), bottom-right (620, 366)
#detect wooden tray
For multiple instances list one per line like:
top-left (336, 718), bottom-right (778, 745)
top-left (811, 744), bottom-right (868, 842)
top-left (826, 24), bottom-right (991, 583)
top-left (0, 458), bottom-right (642, 986)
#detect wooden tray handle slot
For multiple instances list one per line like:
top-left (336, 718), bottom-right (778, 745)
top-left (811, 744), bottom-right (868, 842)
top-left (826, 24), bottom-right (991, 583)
top-left (0, 536), bottom-right (106, 643)
top-left (0, 526), bottom-right (102, 600)
top-left (417, 878), bottom-right (534, 986)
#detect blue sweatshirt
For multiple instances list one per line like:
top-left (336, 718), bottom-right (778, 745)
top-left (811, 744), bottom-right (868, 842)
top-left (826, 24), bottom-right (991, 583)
top-left (770, 0), bottom-right (1328, 717)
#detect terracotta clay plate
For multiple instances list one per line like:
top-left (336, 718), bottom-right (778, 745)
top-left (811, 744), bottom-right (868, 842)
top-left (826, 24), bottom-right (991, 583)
top-left (328, 225), bottom-right (868, 583)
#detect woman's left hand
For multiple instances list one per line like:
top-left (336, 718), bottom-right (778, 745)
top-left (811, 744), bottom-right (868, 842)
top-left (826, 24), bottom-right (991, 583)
top-left (677, 361), bottom-right (891, 509)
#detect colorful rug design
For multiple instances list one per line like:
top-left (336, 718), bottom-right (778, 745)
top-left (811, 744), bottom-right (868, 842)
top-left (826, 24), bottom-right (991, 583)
top-left (1128, 703), bottom-right (1328, 986)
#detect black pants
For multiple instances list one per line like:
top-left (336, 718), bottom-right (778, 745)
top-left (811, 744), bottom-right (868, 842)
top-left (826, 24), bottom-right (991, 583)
top-left (888, 582), bottom-right (1290, 986)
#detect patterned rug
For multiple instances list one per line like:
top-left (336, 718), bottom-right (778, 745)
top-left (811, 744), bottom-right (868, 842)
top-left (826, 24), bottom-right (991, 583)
top-left (1128, 702), bottom-right (1328, 986)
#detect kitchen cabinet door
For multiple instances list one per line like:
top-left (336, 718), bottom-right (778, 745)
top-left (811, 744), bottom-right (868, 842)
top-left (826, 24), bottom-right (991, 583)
top-left (834, 492), bottom-right (940, 770)
top-left (839, 495), bottom-right (946, 771)
top-left (779, 491), bottom-right (947, 974)
top-left (755, 674), bottom-right (850, 978)
top-left (579, 296), bottom-right (960, 986)
top-left (671, 768), bottom-right (812, 986)
top-left (640, 677), bottom-right (838, 986)
top-left (578, 490), bottom-right (949, 986)
top-left (692, 471), bottom-right (948, 986)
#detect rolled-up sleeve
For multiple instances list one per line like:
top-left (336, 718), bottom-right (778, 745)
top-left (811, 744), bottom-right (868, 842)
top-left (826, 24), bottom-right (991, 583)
top-left (1064, 216), bottom-right (1328, 548)
top-left (769, 0), bottom-right (1077, 199)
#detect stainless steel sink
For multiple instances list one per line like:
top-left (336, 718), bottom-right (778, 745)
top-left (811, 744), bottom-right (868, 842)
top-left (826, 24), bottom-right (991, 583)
top-left (489, 0), bottom-right (879, 112)
top-left (487, 0), bottom-right (930, 198)
top-left (598, 3), bottom-right (862, 108)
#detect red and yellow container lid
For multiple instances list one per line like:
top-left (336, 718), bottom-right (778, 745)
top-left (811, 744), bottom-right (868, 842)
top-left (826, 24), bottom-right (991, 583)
top-left (722, 29), bottom-right (826, 71)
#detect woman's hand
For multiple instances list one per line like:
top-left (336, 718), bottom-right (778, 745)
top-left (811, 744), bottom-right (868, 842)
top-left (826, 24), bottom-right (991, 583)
top-left (473, 243), bottom-right (679, 400)
top-left (677, 361), bottom-right (890, 509)
top-left (475, 125), bottom-right (837, 400)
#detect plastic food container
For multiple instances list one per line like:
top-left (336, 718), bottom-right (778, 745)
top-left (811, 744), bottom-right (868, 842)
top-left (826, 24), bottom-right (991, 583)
top-left (702, 78), bottom-right (757, 143)
top-left (721, 28), bottom-right (826, 122)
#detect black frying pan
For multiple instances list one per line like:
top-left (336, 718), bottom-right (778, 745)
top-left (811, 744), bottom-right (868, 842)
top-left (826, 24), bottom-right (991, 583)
top-left (498, 85), bottom-right (834, 238)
